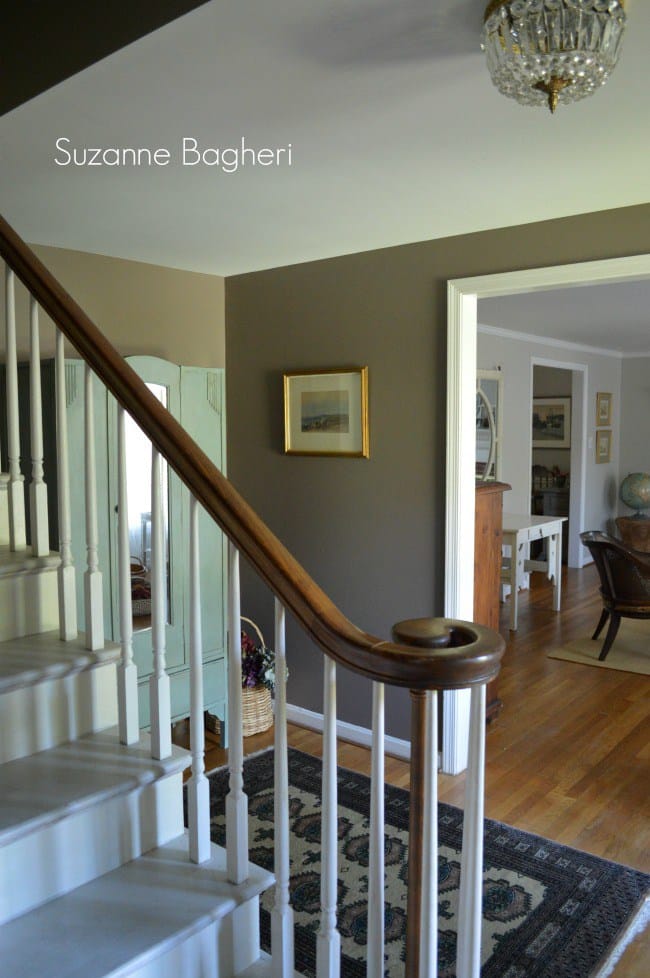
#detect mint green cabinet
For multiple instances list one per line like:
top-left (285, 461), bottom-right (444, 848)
top-left (66, 357), bottom-right (228, 735)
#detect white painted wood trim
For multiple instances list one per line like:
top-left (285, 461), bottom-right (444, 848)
top-left (446, 253), bottom-right (650, 774)
top-left (28, 296), bottom-right (49, 556)
top-left (188, 494), bottom-right (210, 864)
top-left (452, 254), bottom-right (650, 297)
top-left (443, 282), bottom-right (476, 775)
top-left (456, 684), bottom-right (486, 978)
top-left (149, 446), bottom-right (171, 759)
top-left (226, 542), bottom-right (249, 885)
top-left (285, 702), bottom-right (414, 762)
top-left (83, 364), bottom-right (104, 651)
top-left (271, 599), bottom-right (295, 977)
top-left (366, 682), bottom-right (385, 978)
top-left (117, 405), bottom-right (139, 745)
top-left (4, 266), bottom-right (26, 551)
top-left (316, 657), bottom-right (341, 978)
top-left (445, 284), bottom-right (477, 623)
top-left (55, 330), bottom-right (77, 640)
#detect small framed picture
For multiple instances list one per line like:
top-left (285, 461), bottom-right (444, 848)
top-left (596, 392), bottom-right (612, 427)
top-left (284, 367), bottom-right (369, 457)
top-left (595, 428), bottom-right (612, 464)
top-left (532, 397), bottom-right (571, 449)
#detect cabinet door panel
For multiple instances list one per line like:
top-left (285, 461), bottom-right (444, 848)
top-left (65, 362), bottom-right (113, 635)
top-left (107, 357), bottom-right (185, 673)
top-left (180, 367), bottom-right (227, 662)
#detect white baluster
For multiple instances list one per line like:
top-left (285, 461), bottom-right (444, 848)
top-left (55, 330), bottom-right (77, 639)
top-left (457, 683), bottom-right (486, 978)
top-left (226, 542), bottom-right (249, 884)
top-left (0, 473), bottom-right (9, 547)
top-left (421, 690), bottom-right (438, 977)
top-left (272, 598), bottom-right (294, 977)
top-left (188, 495), bottom-right (210, 863)
top-left (367, 681), bottom-right (385, 978)
top-left (84, 364), bottom-right (104, 650)
top-left (117, 406), bottom-right (139, 745)
top-left (5, 266), bottom-right (26, 550)
top-left (316, 656), bottom-right (341, 978)
top-left (150, 446), bottom-right (171, 759)
top-left (28, 296), bottom-right (49, 556)
top-left (0, 339), bottom-right (8, 545)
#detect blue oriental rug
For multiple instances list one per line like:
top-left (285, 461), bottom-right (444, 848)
top-left (201, 748), bottom-right (649, 978)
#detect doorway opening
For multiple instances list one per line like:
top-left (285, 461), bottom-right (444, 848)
top-left (442, 253), bottom-right (650, 774)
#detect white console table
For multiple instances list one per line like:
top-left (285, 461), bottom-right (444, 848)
top-left (502, 514), bottom-right (567, 631)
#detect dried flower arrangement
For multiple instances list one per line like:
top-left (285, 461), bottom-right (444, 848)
top-left (241, 628), bottom-right (276, 691)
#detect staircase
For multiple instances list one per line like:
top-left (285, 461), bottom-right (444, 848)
top-left (0, 565), bottom-right (273, 978)
top-left (0, 215), bottom-right (504, 978)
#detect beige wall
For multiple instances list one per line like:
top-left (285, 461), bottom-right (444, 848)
top-left (226, 203), bottom-right (650, 741)
top-left (8, 244), bottom-right (225, 366)
top-left (619, 356), bottom-right (650, 512)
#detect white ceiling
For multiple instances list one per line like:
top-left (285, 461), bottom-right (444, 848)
top-left (479, 279), bottom-right (650, 356)
top-left (1, 0), bottom-right (649, 277)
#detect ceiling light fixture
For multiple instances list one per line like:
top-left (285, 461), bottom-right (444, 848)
top-left (481, 0), bottom-right (627, 114)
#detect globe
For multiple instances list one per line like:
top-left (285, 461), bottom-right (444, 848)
top-left (619, 472), bottom-right (650, 517)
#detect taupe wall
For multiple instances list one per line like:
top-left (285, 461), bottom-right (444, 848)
top-left (227, 204), bottom-right (650, 742)
top-left (7, 244), bottom-right (225, 365)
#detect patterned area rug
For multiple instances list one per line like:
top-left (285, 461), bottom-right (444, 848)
top-left (201, 748), bottom-right (649, 978)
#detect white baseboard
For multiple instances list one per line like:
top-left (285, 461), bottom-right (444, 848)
top-left (286, 702), bottom-right (412, 761)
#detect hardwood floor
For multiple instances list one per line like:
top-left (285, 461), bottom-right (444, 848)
top-left (177, 565), bottom-right (649, 976)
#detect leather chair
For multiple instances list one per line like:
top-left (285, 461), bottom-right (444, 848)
top-left (580, 531), bottom-right (650, 660)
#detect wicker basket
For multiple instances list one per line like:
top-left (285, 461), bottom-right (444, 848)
top-left (242, 684), bottom-right (273, 736)
top-left (241, 616), bottom-right (274, 736)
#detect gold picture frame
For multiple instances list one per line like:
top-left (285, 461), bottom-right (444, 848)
top-left (596, 392), bottom-right (612, 427)
top-left (595, 428), bottom-right (612, 464)
top-left (284, 367), bottom-right (369, 457)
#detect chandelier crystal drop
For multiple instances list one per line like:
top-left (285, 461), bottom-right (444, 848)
top-left (481, 0), bottom-right (627, 113)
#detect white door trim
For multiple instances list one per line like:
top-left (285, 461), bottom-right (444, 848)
top-left (444, 254), bottom-right (650, 774)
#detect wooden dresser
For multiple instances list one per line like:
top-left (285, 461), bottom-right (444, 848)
top-left (475, 481), bottom-right (510, 721)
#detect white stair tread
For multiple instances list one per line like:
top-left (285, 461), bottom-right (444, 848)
top-left (0, 631), bottom-right (120, 694)
top-left (0, 835), bottom-right (274, 978)
top-left (238, 953), bottom-right (303, 977)
top-left (0, 729), bottom-right (190, 847)
top-left (0, 547), bottom-right (60, 577)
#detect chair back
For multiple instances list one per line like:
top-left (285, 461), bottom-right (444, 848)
top-left (580, 531), bottom-right (650, 609)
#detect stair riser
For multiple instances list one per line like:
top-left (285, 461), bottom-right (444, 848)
top-left (0, 770), bottom-right (185, 926)
top-left (0, 661), bottom-right (117, 764)
top-left (0, 565), bottom-right (58, 642)
top-left (116, 898), bottom-right (261, 978)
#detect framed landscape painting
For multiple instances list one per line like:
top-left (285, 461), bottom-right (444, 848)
top-left (531, 396), bottom-right (571, 449)
top-left (284, 367), bottom-right (369, 457)
top-left (596, 391), bottom-right (613, 427)
top-left (595, 428), bottom-right (612, 464)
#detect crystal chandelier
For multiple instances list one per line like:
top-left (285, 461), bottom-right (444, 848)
top-left (481, 0), bottom-right (627, 113)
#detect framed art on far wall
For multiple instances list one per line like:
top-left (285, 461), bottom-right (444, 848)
top-left (595, 428), bottom-right (612, 464)
top-left (532, 396), bottom-right (571, 449)
top-left (596, 391), bottom-right (613, 426)
top-left (284, 366), bottom-right (369, 457)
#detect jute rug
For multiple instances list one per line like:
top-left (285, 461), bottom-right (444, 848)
top-left (200, 748), bottom-right (649, 978)
top-left (547, 618), bottom-right (650, 674)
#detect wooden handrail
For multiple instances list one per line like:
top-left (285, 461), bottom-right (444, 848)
top-left (0, 214), bottom-right (504, 689)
